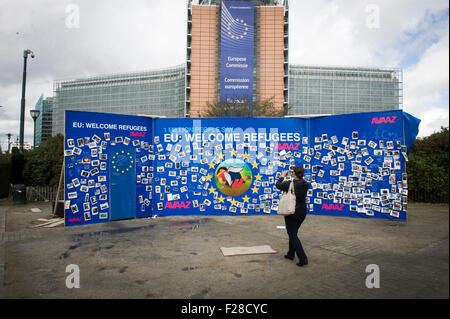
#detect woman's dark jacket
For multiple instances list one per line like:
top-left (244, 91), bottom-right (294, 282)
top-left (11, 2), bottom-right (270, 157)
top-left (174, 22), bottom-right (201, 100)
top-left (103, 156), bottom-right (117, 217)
top-left (276, 177), bottom-right (310, 214)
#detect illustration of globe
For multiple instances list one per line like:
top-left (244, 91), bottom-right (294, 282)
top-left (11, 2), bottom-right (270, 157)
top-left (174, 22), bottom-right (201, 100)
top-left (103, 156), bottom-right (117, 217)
top-left (215, 159), bottom-right (252, 197)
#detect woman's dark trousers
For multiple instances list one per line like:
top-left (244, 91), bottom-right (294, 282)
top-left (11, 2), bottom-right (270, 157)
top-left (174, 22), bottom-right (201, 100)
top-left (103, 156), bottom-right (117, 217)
top-left (284, 211), bottom-right (307, 261)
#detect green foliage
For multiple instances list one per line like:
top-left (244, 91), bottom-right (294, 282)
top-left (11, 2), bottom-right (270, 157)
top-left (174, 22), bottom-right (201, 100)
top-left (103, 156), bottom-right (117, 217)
top-left (202, 97), bottom-right (287, 118)
top-left (407, 127), bottom-right (449, 202)
top-left (23, 134), bottom-right (64, 187)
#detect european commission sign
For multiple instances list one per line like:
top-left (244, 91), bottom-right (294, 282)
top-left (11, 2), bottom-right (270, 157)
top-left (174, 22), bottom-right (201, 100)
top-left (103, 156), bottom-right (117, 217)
top-left (220, 0), bottom-right (254, 103)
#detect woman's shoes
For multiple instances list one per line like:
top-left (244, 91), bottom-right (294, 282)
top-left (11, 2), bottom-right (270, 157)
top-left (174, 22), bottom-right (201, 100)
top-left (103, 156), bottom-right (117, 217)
top-left (284, 254), bottom-right (294, 261)
top-left (284, 254), bottom-right (308, 266)
top-left (296, 258), bottom-right (308, 267)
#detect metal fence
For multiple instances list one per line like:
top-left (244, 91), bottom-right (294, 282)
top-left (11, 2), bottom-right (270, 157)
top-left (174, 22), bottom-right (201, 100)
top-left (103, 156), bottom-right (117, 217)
top-left (8, 185), bottom-right (64, 202)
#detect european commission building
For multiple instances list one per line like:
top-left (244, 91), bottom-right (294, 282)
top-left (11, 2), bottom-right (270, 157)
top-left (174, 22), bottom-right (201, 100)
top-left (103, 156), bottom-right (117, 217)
top-left (52, 0), bottom-right (402, 136)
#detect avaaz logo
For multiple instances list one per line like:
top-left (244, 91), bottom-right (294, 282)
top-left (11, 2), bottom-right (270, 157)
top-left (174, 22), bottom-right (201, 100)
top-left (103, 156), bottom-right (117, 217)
top-left (322, 204), bottom-right (344, 211)
top-left (276, 143), bottom-right (300, 151)
top-left (371, 116), bottom-right (397, 124)
top-left (165, 201), bottom-right (192, 209)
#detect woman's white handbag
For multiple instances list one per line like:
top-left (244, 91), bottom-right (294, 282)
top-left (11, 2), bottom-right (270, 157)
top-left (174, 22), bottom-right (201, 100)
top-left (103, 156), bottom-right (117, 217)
top-left (278, 181), bottom-right (296, 216)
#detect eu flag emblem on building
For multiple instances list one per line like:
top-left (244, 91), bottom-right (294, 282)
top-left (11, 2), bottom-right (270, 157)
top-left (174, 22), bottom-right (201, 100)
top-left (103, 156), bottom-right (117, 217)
top-left (221, 1), bottom-right (254, 42)
top-left (226, 19), bottom-right (249, 40)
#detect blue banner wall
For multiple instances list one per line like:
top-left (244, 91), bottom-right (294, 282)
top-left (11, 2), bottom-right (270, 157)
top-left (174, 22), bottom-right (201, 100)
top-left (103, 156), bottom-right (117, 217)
top-left (220, 0), bottom-right (254, 102)
top-left (64, 111), bottom-right (153, 227)
top-left (307, 110), bottom-right (410, 220)
top-left (152, 117), bottom-right (308, 216)
top-left (65, 109), bottom-right (419, 226)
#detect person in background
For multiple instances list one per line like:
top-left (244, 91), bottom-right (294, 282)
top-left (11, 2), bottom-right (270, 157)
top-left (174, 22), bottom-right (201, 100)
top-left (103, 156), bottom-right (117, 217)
top-left (275, 166), bottom-right (310, 267)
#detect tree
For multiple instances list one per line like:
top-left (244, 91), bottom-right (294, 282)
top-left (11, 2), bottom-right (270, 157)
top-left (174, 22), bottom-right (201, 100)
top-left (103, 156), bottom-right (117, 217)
top-left (202, 97), bottom-right (287, 118)
top-left (23, 134), bottom-right (64, 186)
top-left (407, 126), bottom-right (449, 202)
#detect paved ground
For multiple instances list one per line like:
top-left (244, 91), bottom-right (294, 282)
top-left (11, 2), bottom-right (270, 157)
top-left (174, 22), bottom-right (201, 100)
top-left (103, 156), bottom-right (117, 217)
top-left (0, 200), bottom-right (448, 299)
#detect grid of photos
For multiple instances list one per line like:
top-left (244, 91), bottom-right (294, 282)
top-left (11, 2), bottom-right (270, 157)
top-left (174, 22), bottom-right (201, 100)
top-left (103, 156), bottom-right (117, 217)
top-left (152, 128), bottom-right (407, 219)
top-left (65, 110), bottom-right (409, 227)
top-left (64, 117), bottom-right (153, 226)
top-left (306, 131), bottom-right (408, 219)
top-left (152, 134), bottom-right (308, 216)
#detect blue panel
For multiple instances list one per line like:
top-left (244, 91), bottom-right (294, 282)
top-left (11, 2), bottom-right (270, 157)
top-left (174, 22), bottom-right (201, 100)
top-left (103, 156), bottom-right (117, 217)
top-left (308, 110), bottom-right (408, 220)
top-left (64, 110), bottom-right (153, 227)
top-left (152, 117), bottom-right (308, 216)
top-left (403, 111), bottom-right (421, 151)
top-left (110, 146), bottom-right (136, 221)
top-left (220, 1), bottom-right (254, 103)
top-left (151, 111), bottom-right (418, 221)
top-left (65, 109), bottom-right (420, 226)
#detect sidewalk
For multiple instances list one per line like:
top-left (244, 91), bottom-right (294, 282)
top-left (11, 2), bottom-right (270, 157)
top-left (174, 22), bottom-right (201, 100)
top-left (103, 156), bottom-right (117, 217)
top-left (0, 201), bottom-right (448, 299)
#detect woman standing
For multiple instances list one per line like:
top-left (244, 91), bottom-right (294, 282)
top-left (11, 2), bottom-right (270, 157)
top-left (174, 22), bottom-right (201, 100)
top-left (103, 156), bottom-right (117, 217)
top-left (275, 166), bottom-right (310, 267)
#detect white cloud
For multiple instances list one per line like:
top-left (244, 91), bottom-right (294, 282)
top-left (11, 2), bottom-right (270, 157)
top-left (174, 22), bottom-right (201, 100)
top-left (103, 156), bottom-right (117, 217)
top-left (289, 0), bottom-right (449, 68)
top-left (0, 0), bottom-right (187, 150)
top-left (417, 107), bottom-right (449, 137)
top-left (0, 0), bottom-right (187, 84)
top-left (403, 33), bottom-right (449, 137)
top-left (289, 0), bottom-right (449, 138)
top-left (404, 34), bottom-right (449, 98)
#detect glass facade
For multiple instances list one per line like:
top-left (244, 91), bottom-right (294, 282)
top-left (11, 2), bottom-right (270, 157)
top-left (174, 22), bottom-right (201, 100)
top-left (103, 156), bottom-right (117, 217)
top-left (52, 63), bottom-right (402, 136)
top-left (288, 65), bottom-right (402, 115)
top-left (52, 65), bottom-right (186, 136)
top-left (34, 95), bottom-right (54, 146)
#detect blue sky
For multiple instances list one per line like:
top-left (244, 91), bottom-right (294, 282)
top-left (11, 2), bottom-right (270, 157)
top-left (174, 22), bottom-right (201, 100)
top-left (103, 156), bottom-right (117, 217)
top-left (398, 8), bottom-right (449, 130)
top-left (0, 0), bottom-right (448, 151)
top-left (397, 9), bottom-right (448, 68)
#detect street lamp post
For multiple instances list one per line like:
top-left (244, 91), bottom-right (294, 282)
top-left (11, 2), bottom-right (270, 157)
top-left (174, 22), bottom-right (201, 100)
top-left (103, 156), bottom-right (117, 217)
top-left (19, 49), bottom-right (35, 153)
top-left (30, 109), bottom-right (40, 149)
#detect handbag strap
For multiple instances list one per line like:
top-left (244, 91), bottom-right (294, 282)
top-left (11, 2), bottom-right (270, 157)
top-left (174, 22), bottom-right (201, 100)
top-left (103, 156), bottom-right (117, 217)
top-left (288, 180), bottom-right (295, 194)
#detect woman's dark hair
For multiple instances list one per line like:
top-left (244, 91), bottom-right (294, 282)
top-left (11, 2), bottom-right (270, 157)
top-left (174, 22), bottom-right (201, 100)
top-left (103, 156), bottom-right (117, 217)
top-left (293, 166), bottom-right (304, 179)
